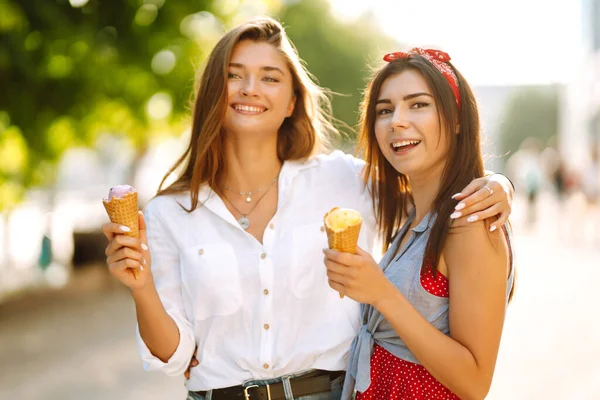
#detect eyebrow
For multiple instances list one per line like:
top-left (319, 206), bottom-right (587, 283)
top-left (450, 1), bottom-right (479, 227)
top-left (229, 63), bottom-right (285, 75)
top-left (376, 92), bottom-right (433, 105)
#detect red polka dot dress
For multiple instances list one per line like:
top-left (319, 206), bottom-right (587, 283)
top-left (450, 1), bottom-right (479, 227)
top-left (356, 268), bottom-right (460, 400)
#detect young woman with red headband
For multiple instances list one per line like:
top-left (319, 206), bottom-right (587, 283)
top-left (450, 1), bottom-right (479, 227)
top-left (102, 17), bottom-right (514, 399)
top-left (324, 48), bottom-right (515, 400)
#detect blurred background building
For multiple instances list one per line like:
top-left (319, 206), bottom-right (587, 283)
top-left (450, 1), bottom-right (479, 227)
top-left (1, 0), bottom-right (599, 399)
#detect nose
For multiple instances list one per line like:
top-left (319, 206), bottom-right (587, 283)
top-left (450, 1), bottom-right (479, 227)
top-left (391, 107), bottom-right (410, 130)
top-left (240, 76), bottom-right (259, 97)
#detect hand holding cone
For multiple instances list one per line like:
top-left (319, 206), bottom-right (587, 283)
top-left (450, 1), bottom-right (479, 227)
top-left (323, 207), bottom-right (362, 298)
top-left (103, 185), bottom-right (140, 279)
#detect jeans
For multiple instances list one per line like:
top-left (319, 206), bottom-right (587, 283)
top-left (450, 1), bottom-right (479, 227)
top-left (186, 370), bottom-right (344, 400)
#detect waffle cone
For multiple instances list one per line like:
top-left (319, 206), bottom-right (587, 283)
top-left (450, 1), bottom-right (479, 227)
top-left (102, 191), bottom-right (140, 279)
top-left (325, 222), bottom-right (362, 253)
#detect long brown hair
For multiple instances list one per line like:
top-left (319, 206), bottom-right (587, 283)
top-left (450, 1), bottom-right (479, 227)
top-left (357, 56), bottom-right (483, 275)
top-left (156, 17), bottom-right (338, 211)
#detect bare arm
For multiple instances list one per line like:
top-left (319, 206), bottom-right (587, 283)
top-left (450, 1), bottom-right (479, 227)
top-left (324, 222), bottom-right (510, 399)
top-left (102, 212), bottom-right (180, 362)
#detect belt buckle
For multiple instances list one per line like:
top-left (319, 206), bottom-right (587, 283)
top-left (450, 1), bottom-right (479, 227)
top-left (243, 384), bottom-right (271, 400)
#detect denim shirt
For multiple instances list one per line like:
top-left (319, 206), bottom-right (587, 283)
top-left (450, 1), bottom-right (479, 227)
top-left (341, 212), bottom-right (515, 399)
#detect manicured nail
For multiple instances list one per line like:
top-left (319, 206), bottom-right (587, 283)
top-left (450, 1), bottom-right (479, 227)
top-left (467, 215), bottom-right (479, 223)
top-left (450, 212), bottom-right (462, 219)
top-left (490, 225), bottom-right (497, 232)
top-left (141, 243), bottom-right (148, 250)
top-left (455, 203), bottom-right (465, 211)
top-left (138, 210), bottom-right (143, 215)
top-left (451, 193), bottom-right (462, 199)
top-left (140, 265), bottom-right (144, 271)
top-left (120, 225), bottom-right (131, 232)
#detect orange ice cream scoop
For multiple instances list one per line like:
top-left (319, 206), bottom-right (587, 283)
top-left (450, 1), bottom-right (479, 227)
top-left (324, 207), bottom-right (362, 253)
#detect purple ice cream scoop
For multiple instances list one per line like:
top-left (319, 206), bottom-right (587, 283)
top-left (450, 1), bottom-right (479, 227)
top-left (107, 185), bottom-right (136, 200)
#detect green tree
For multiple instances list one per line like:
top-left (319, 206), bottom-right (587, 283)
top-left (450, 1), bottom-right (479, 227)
top-left (0, 0), bottom-right (241, 210)
top-left (278, 0), bottom-right (397, 144)
top-left (498, 85), bottom-right (560, 156)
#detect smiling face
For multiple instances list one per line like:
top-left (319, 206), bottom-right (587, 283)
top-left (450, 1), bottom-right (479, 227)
top-left (374, 69), bottom-right (451, 181)
top-left (222, 40), bottom-right (296, 140)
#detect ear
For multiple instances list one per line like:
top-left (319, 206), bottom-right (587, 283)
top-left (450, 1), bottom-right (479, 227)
top-left (287, 94), bottom-right (296, 117)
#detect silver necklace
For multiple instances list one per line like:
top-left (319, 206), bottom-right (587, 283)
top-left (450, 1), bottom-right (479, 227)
top-left (222, 178), bottom-right (278, 230)
top-left (223, 175), bottom-right (279, 203)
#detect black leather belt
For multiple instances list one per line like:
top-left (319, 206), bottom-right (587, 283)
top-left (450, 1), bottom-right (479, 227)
top-left (193, 370), bottom-right (345, 400)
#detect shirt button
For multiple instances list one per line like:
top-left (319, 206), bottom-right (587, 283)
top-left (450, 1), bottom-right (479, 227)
top-left (263, 289), bottom-right (269, 295)
top-left (269, 223), bottom-right (275, 229)
top-left (263, 363), bottom-right (269, 369)
top-left (260, 253), bottom-right (267, 259)
top-left (320, 226), bottom-right (325, 232)
top-left (264, 323), bottom-right (270, 330)
top-left (198, 249), bottom-right (204, 255)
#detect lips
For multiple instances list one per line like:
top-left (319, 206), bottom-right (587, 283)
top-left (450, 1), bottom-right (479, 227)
top-left (390, 139), bottom-right (421, 154)
top-left (231, 103), bottom-right (267, 114)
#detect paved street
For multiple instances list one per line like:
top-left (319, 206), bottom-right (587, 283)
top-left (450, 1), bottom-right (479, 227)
top-left (1, 194), bottom-right (599, 399)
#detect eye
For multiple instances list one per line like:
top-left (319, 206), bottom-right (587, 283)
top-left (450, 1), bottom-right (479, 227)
top-left (376, 108), bottom-right (392, 116)
top-left (411, 102), bottom-right (430, 109)
top-left (228, 72), bottom-right (241, 79)
top-left (263, 76), bottom-right (279, 83)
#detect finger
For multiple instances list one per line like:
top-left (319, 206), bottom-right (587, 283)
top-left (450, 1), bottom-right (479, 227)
top-left (324, 258), bottom-right (349, 275)
top-left (454, 186), bottom-right (495, 213)
top-left (451, 191), bottom-right (498, 220)
top-left (460, 203), bottom-right (502, 224)
top-left (138, 211), bottom-right (151, 261)
top-left (328, 279), bottom-right (346, 296)
top-left (108, 259), bottom-right (143, 275)
top-left (184, 370), bottom-right (190, 380)
top-left (490, 210), bottom-right (509, 232)
top-left (452, 177), bottom-right (486, 200)
top-left (102, 222), bottom-right (133, 241)
top-left (107, 247), bottom-right (144, 266)
top-left (323, 248), bottom-right (359, 266)
top-left (326, 270), bottom-right (348, 286)
top-left (105, 234), bottom-right (143, 257)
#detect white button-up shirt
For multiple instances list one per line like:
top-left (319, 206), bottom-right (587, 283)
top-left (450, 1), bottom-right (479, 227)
top-left (137, 151), bottom-right (378, 391)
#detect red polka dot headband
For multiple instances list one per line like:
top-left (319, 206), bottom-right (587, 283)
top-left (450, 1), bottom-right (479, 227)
top-left (383, 48), bottom-right (461, 108)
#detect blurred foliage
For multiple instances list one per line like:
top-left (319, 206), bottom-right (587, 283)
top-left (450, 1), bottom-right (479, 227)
top-left (278, 0), bottom-right (396, 139)
top-left (498, 86), bottom-right (559, 157)
top-left (0, 0), bottom-right (395, 211)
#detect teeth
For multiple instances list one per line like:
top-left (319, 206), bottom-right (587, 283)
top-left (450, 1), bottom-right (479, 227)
top-left (234, 105), bottom-right (265, 113)
top-left (392, 140), bottom-right (420, 149)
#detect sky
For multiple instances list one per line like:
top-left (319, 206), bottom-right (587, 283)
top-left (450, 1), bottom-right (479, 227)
top-left (328, 0), bottom-right (584, 86)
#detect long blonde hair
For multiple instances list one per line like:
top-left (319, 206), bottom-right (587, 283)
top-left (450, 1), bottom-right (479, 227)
top-left (157, 17), bottom-right (338, 211)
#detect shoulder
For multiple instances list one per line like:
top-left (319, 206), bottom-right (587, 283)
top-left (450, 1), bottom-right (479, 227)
top-left (144, 192), bottom-right (189, 219)
top-left (444, 221), bottom-right (509, 271)
top-left (313, 150), bottom-right (366, 173)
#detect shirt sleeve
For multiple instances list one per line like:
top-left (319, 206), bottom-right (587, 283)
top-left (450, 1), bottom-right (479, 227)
top-left (135, 199), bottom-right (196, 376)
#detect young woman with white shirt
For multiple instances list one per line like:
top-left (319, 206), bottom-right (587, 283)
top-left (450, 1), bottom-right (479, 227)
top-left (102, 18), bottom-right (514, 400)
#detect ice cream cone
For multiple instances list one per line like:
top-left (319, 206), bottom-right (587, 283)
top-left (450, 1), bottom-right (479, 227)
top-left (324, 207), bottom-right (362, 298)
top-left (103, 190), bottom-right (140, 279)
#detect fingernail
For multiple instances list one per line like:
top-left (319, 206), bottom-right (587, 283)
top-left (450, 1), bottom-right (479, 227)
top-left (138, 210), bottom-right (143, 215)
top-left (143, 258), bottom-right (147, 265)
top-left (490, 225), bottom-right (497, 232)
top-left (455, 203), bottom-right (465, 210)
top-left (467, 215), bottom-right (479, 223)
top-left (451, 193), bottom-right (462, 199)
top-left (450, 212), bottom-right (462, 219)
top-left (322, 248), bottom-right (327, 253)
top-left (140, 265), bottom-right (144, 271)
top-left (120, 225), bottom-right (131, 232)
top-left (141, 243), bottom-right (148, 250)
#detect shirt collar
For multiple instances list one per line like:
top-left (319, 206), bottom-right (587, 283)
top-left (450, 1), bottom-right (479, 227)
top-left (411, 211), bottom-right (436, 233)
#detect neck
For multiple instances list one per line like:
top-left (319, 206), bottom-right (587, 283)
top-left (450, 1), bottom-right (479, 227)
top-left (221, 133), bottom-right (282, 192)
top-left (408, 162), bottom-right (445, 225)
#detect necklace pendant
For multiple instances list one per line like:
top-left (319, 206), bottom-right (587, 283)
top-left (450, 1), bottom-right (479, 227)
top-left (238, 215), bottom-right (250, 230)
top-left (245, 195), bottom-right (252, 203)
